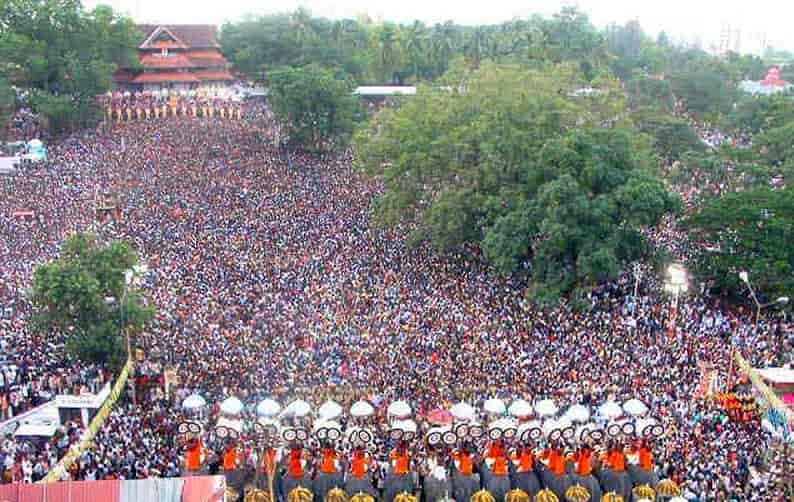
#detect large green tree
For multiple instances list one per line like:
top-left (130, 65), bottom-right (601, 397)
top-left (268, 65), bottom-right (359, 151)
top-left (0, 0), bottom-right (139, 133)
top-left (687, 187), bottom-right (794, 300)
top-left (32, 233), bottom-right (153, 368)
top-left (356, 63), bottom-right (678, 303)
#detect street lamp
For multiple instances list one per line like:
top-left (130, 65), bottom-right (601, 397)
top-left (632, 262), bottom-right (643, 300)
top-left (664, 263), bottom-right (688, 338)
top-left (737, 271), bottom-right (787, 328)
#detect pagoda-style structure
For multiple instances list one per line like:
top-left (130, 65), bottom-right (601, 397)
top-left (114, 24), bottom-right (234, 92)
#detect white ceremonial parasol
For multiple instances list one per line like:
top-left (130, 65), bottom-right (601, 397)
top-left (393, 419), bottom-right (418, 433)
top-left (350, 400), bottom-right (375, 417)
top-left (598, 400), bottom-right (623, 419)
top-left (283, 399), bottom-right (312, 418)
top-left (220, 396), bottom-right (244, 415)
top-left (564, 404), bottom-right (590, 423)
top-left (484, 398), bottom-right (506, 415)
top-left (319, 400), bottom-right (343, 420)
top-left (182, 393), bottom-right (207, 410)
top-left (450, 402), bottom-right (476, 421)
top-left (622, 398), bottom-right (649, 417)
top-left (535, 399), bottom-right (558, 417)
top-left (256, 398), bottom-right (281, 417)
top-left (388, 400), bottom-right (412, 418)
top-left (508, 399), bottom-right (532, 418)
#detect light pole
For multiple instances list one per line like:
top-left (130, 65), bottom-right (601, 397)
top-left (739, 271), bottom-right (789, 328)
top-left (663, 263), bottom-right (688, 338)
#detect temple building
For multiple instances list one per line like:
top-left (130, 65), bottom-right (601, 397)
top-left (114, 24), bottom-right (234, 92)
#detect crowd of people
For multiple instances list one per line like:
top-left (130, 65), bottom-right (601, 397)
top-left (0, 99), bottom-right (791, 501)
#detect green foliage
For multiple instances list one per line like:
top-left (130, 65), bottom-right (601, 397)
top-left (669, 57), bottom-right (738, 118)
top-left (626, 76), bottom-right (674, 111)
top-left (356, 63), bottom-right (677, 303)
top-left (268, 65), bottom-right (359, 151)
top-left (687, 187), bottom-right (794, 300)
top-left (0, 78), bottom-right (15, 140)
top-left (32, 233), bottom-right (153, 368)
top-left (756, 122), bottom-right (794, 166)
top-left (0, 0), bottom-right (139, 134)
top-left (633, 108), bottom-right (704, 161)
top-left (729, 94), bottom-right (794, 134)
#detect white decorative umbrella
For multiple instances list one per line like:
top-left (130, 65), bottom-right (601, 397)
top-left (598, 401), bottom-right (623, 419)
top-left (622, 398), bottom-right (649, 417)
top-left (484, 398), bottom-right (506, 415)
top-left (535, 399), bottom-right (558, 417)
top-left (388, 400), bottom-right (412, 418)
top-left (508, 399), bottom-right (532, 418)
top-left (182, 394), bottom-right (207, 410)
top-left (393, 419), bottom-right (417, 433)
top-left (283, 399), bottom-right (312, 418)
top-left (564, 404), bottom-right (590, 423)
top-left (319, 400), bottom-right (343, 420)
top-left (350, 400), bottom-right (374, 417)
top-left (220, 396), bottom-right (244, 415)
top-left (256, 398), bottom-right (281, 417)
top-left (450, 402), bottom-right (476, 421)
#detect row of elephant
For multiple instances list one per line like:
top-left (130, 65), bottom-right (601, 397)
top-left (229, 462), bottom-right (680, 502)
top-left (104, 106), bottom-right (243, 122)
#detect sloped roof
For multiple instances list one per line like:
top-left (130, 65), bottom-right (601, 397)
top-left (137, 25), bottom-right (220, 48)
top-left (140, 53), bottom-right (195, 69)
top-left (131, 72), bottom-right (200, 83)
top-left (193, 70), bottom-right (235, 81)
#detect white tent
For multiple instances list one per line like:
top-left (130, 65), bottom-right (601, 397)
top-left (14, 422), bottom-right (58, 438)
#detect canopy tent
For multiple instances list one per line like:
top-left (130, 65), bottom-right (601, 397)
top-left (14, 422), bottom-right (58, 438)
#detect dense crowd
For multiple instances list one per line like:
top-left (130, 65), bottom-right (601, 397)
top-left (0, 102), bottom-right (791, 501)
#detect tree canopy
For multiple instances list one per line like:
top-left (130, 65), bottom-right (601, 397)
top-left (356, 63), bottom-right (678, 303)
top-left (687, 187), bottom-right (794, 300)
top-left (32, 233), bottom-right (153, 368)
top-left (0, 0), bottom-right (139, 133)
top-left (268, 65), bottom-right (360, 151)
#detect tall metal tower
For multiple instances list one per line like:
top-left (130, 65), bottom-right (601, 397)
top-left (719, 23), bottom-right (732, 56)
top-left (733, 26), bottom-right (742, 54)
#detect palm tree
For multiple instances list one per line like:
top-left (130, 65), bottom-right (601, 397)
top-left (431, 21), bottom-right (458, 76)
top-left (401, 21), bottom-right (428, 80)
top-left (374, 23), bottom-right (403, 83)
top-left (290, 7), bottom-right (313, 61)
top-left (464, 27), bottom-right (491, 67)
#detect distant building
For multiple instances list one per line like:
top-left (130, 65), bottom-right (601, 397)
top-left (739, 67), bottom-right (793, 96)
top-left (114, 24), bottom-right (234, 92)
